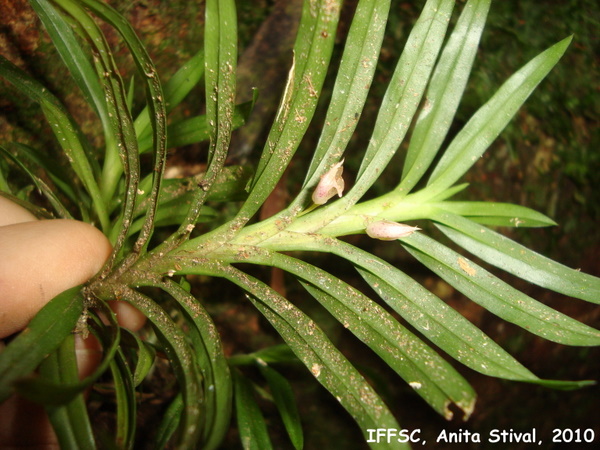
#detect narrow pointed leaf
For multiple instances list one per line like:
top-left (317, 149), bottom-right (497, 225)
top-left (0, 163), bottom-right (10, 192)
top-left (0, 190), bottom-right (54, 219)
top-left (39, 334), bottom-right (96, 450)
top-left (402, 232), bottom-right (600, 346)
top-left (55, 0), bottom-right (141, 253)
top-left (109, 350), bottom-right (137, 449)
top-left (119, 328), bottom-right (156, 387)
top-left (204, 0), bottom-right (237, 163)
top-left (239, 0), bottom-right (342, 222)
top-left (398, 0), bottom-right (490, 194)
top-left (0, 145), bottom-right (73, 219)
top-left (129, 203), bottom-right (217, 235)
top-left (88, 307), bottom-right (136, 449)
top-left (426, 36), bottom-right (573, 196)
top-left (134, 164), bottom-right (252, 222)
top-left (154, 394), bottom-right (184, 450)
top-left (432, 201), bottom-right (557, 227)
top-left (135, 50), bottom-right (205, 141)
top-left (219, 266), bottom-right (403, 448)
top-left (8, 142), bottom-right (84, 209)
top-left (260, 234), bottom-right (580, 395)
top-left (256, 233), bottom-right (588, 387)
top-left (75, 0), bottom-right (168, 253)
top-left (238, 247), bottom-right (476, 420)
top-left (257, 363), bottom-right (303, 450)
top-left (0, 285), bottom-right (83, 403)
top-left (0, 55), bottom-right (108, 229)
top-left (301, 281), bottom-right (475, 420)
top-left (229, 345), bottom-right (299, 366)
top-left (356, 0), bottom-right (454, 184)
top-left (159, 0), bottom-right (238, 250)
top-left (157, 280), bottom-right (232, 450)
top-left (432, 211), bottom-right (600, 303)
top-left (137, 100), bottom-right (252, 154)
top-left (15, 301), bottom-right (122, 405)
top-left (359, 262), bottom-right (590, 389)
top-left (119, 288), bottom-right (204, 448)
top-left (233, 370), bottom-right (273, 450)
top-left (30, 0), bottom-right (116, 156)
top-left (297, 0), bottom-right (391, 202)
top-left (288, 0), bottom-right (455, 234)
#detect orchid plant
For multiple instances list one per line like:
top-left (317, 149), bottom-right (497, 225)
top-left (1, 0), bottom-right (599, 448)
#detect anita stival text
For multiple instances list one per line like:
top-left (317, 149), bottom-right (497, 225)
top-left (366, 427), bottom-right (596, 446)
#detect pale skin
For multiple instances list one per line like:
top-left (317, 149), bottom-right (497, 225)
top-left (0, 196), bottom-right (145, 448)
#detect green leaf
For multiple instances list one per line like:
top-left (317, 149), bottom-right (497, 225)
top-left (129, 203), bottom-right (217, 235)
top-left (126, 75), bottom-right (135, 110)
top-left (29, 0), bottom-right (116, 163)
top-left (14, 301), bottom-right (121, 405)
top-left (135, 166), bottom-right (252, 220)
top-left (135, 50), bottom-right (205, 142)
top-left (154, 394), bottom-right (184, 450)
top-left (137, 100), bottom-right (252, 154)
top-left (39, 334), bottom-right (96, 450)
top-left (109, 349), bottom-right (137, 450)
top-left (433, 200), bottom-right (557, 227)
top-left (355, 251), bottom-right (580, 387)
top-left (156, 280), bottom-right (232, 450)
top-left (0, 285), bottom-right (84, 403)
top-left (241, 239), bottom-right (475, 419)
top-left (0, 54), bottom-right (109, 229)
top-left (158, 0), bottom-right (238, 250)
top-left (8, 142), bottom-right (85, 210)
top-left (0, 160), bottom-right (10, 193)
top-left (89, 306), bottom-right (136, 450)
top-left (357, 255), bottom-right (590, 390)
top-left (118, 288), bottom-right (204, 448)
top-left (0, 145), bottom-right (74, 219)
top-left (425, 36), bottom-right (573, 197)
top-left (0, 190), bottom-right (54, 219)
top-left (255, 233), bottom-right (590, 388)
top-left (236, 244), bottom-right (475, 420)
top-left (233, 370), bottom-right (273, 450)
top-left (228, 344), bottom-right (299, 366)
top-left (302, 280), bottom-right (475, 420)
top-left (355, 0), bottom-right (454, 191)
top-left (398, 0), bottom-right (491, 194)
top-left (54, 0), bottom-right (141, 254)
top-left (219, 265), bottom-right (403, 448)
top-left (120, 273), bottom-right (227, 450)
top-left (74, 0), bottom-right (169, 254)
top-left (257, 363), bottom-right (303, 450)
top-left (286, 0), bottom-right (455, 234)
top-left (432, 211), bottom-right (600, 304)
top-left (120, 328), bottom-right (156, 387)
top-left (402, 232), bottom-right (600, 346)
top-left (296, 0), bottom-right (391, 204)
top-left (204, 0), bottom-right (237, 164)
top-left (239, 0), bottom-right (342, 222)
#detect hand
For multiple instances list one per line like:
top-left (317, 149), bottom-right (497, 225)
top-left (0, 196), bottom-right (145, 448)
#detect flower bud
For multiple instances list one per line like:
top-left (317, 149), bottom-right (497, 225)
top-left (366, 220), bottom-right (420, 240)
top-left (311, 160), bottom-right (345, 205)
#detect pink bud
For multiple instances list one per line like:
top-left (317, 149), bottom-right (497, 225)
top-left (366, 220), bottom-right (420, 240)
top-left (311, 160), bottom-right (345, 205)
